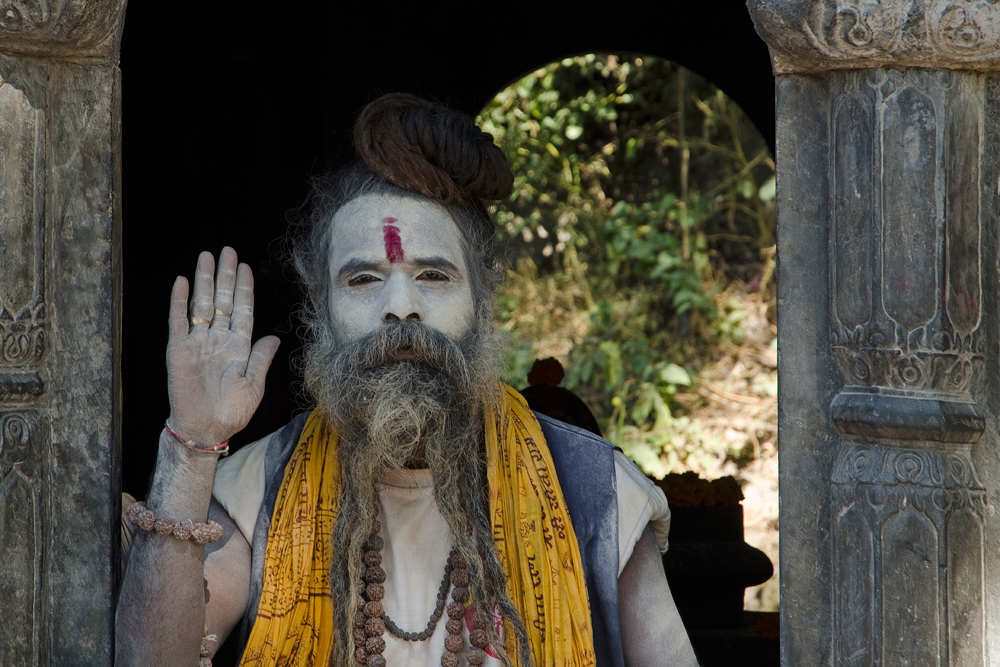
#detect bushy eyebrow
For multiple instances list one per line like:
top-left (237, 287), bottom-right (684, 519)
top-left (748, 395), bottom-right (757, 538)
top-left (335, 256), bottom-right (462, 282)
top-left (413, 256), bottom-right (462, 274)
top-left (335, 258), bottom-right (381, 281)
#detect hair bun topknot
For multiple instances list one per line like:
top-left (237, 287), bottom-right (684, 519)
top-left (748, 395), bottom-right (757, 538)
top-left (354, 93), bottom-right (514, 203)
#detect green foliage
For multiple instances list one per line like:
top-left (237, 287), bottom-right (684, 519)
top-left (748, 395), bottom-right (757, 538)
top-left (480, 54), bottom-right (775, 473)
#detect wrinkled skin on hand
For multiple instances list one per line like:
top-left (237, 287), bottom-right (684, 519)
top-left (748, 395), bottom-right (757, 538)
top-left (166, 247), bottom-right (281, 447)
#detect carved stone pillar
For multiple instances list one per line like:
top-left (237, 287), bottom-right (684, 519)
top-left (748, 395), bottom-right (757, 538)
top-left (745, 1), bottom-right (1000, 665)
top-left (0, 2), bottom-right (126, 664)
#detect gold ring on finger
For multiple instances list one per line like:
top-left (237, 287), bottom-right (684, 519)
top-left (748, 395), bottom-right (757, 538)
top-left (214, 308), bottom-right (232, 317)
top-left (190, 316), bottom-right (211, 326)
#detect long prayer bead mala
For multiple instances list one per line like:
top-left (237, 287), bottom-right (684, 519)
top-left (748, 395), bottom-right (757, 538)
top-left (353, 517), bottom-right (491, 666)
top-left (382, 552), bottom-right (453, 641)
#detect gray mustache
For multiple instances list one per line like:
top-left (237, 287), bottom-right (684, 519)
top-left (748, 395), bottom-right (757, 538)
top-left (340, 321), bottom-right (471, 377)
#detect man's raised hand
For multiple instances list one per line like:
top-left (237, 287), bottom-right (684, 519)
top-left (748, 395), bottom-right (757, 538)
top-left (166, 247), bottom-right (281, 448)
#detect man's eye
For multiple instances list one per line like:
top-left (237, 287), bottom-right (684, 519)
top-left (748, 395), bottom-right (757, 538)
top-left (348, 274), bottom-right (380, 286)
top-left (417, 270), bottom-right (449, 282)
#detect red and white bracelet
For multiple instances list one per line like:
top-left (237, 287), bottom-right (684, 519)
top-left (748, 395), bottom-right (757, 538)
top-left (164, 422), bottom-right (230, 457)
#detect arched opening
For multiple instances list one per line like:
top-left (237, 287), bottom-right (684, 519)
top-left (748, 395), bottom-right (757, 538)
top-left (115, 7), bottom-right (777, 665)
top-left (118, 4), bottom-right (776, 515)
top-left (478, 53), bottom-right (779, 615)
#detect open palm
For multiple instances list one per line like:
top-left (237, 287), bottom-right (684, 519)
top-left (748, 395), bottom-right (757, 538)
top-left (166, 247), bottom-right (280, 447)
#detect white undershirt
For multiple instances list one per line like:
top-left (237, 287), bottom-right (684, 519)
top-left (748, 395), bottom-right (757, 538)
top-left (213, 434), bottom-right (671, 664)
top-left (376, 468), bottom-right (502, 665)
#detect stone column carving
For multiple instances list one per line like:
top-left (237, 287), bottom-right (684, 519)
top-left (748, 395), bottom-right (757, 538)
top-left (746, 1), bottom-right (1000, 665)
top-left (0, 2), bottom-right (126, 664)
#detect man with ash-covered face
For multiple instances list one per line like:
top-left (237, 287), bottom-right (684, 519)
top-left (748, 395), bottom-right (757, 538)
top-left (116, 94), bottom-right (698, 667)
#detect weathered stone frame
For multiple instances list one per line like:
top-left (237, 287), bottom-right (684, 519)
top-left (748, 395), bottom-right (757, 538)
top-left (747, 1), bottom-right (1000, 665)
top-left (0, 2), bottom-right (127, 664)
top-left (6, 1), bottom-right (999, 664)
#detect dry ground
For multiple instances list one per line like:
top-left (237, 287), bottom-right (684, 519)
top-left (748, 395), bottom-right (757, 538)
top-left (671, 283), bottom-right (779, 611)
top-left (504, 272), bottom-right (780, 611)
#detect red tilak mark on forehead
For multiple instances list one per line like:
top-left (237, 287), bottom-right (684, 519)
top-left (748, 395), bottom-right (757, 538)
top-left (382, 218), bottom-right (404, 263)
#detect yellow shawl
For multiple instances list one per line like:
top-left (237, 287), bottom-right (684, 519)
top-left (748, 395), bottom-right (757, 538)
top-left (240, 384), bottom-right (595, 666)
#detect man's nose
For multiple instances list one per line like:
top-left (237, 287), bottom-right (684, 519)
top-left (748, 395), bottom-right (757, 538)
top-left (381, 274), bottom-right (424, 323)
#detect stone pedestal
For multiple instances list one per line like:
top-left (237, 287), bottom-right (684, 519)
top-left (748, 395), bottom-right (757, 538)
top-left (746, 1), bottom-right (1000, 665)
top-left (0, 2), bottom-right (126, 664)
top-left (665, 504), bottom-right (774, 630)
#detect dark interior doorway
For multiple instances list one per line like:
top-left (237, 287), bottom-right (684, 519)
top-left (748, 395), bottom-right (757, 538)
top-left (119, 4), bottom-right (774, 500)
top-left (119, 5), bottom-right (775, 664)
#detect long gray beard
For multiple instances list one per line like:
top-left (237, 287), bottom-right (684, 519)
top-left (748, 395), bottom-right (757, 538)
top-left (302, 320), bottom-right (530, 666)
top-left (323, 322), bottom-right (483, 455)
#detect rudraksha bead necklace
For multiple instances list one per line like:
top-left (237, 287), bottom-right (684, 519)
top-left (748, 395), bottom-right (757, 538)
top-left (352, 517), bottom-right (492, 666)
top-left (382, 554), bottom-right (453, 641)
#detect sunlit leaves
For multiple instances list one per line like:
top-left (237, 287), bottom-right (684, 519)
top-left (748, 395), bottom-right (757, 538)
top-left (758, 177), bottom-right (776, 204)
top-left (482, 53), bottom-right (775, 474)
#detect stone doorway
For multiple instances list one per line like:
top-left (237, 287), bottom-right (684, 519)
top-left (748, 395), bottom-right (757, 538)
top-left (1, 4), bottom-right (777, 664)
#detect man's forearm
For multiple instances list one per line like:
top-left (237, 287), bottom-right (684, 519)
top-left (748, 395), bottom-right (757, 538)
top-left (115, 431), bottom-right (220, 665)
top-left (619, 525), bottom-right (699, 667)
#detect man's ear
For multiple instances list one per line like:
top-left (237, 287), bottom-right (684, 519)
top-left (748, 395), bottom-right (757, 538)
top-left (308, 289), bottom-right (322, 310)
